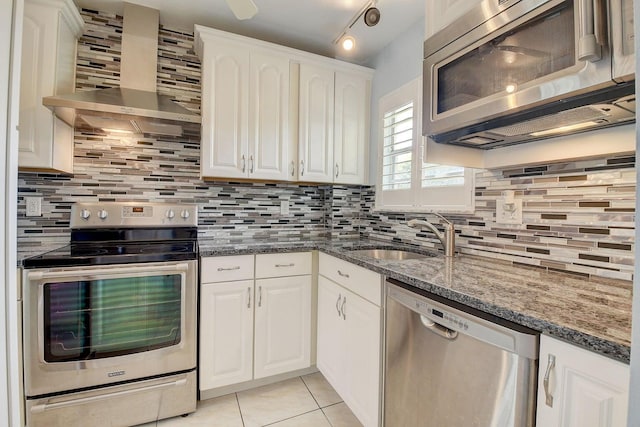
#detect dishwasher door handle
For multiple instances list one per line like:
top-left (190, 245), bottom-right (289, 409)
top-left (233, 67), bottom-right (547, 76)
top-left (420, 315), bottom-right (458, 340)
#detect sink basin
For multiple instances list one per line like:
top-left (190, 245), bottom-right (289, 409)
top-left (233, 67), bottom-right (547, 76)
top-left (349, 249), bottom-right (434, 261)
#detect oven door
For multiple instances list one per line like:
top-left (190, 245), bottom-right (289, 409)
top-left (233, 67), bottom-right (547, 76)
top-left (23, 260), bottom-right (197, 398)
top-left (424, 0), bottom-right (614, 139)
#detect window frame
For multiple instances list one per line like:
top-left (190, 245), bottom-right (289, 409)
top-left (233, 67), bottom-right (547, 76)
top-left (375, 78), bottom-right (475, 213)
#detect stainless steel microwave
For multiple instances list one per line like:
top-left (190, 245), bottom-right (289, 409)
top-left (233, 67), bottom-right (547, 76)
top-left (423, 0), bottom-right (635, 149)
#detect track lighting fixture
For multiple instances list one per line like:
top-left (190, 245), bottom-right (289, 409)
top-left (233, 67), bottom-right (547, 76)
top-left (333, 0), bottom-right (381, 51)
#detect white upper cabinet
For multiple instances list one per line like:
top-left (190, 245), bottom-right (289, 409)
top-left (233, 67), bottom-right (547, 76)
top-left (195, 25), bottom-right (372, 183)
top-left (536, 334), bottom-right (629, 427)
top-left (249, 51), bottom-right (293, 180)
top-left (334, 71), bottom-right (369, 185)
top-left (298, 63), bottom-right (335, 183)
top-left (19, 0), bottom-right (83, 174)
top-left (196, 28), bottom-right (294, 181)
top-left (198, 40), bottom-right (249, 179)
top-left (425, 0), bottom-right (483, 38)
top-left (298, 64), bottom-right (371, 184)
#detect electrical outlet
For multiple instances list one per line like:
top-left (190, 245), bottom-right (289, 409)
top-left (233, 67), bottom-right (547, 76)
top-left (25, 196), bottom-right (42, 217)
top-left (280, 200), bottom-right (290, 215)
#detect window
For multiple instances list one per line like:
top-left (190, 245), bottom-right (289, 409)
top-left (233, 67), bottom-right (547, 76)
top-left (376, 78), bottom-right (474, 212)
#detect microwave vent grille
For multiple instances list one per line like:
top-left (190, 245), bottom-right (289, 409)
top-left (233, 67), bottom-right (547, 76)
top-left (490, 106), bottom-right (609, 137)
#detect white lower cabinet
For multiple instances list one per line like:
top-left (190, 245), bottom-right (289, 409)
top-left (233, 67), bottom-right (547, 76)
top-left (200, 279), bottom-right (254, 390)
top-left (536, 334), bottom-right (629, 427)
top-left (317, 253), bottom-right (382, 427)
top-left (254, 275), bottom-right (312, 379)
top-left (199, 253), bottom-right (312, 392)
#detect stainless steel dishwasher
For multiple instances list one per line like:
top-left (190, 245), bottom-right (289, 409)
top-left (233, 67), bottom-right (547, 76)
top-left (384, 280), bottom-right (539, 427)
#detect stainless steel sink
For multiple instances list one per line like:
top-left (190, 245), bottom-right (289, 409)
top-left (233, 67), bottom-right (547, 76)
top-left (349, 249), bottom-right (435, 261)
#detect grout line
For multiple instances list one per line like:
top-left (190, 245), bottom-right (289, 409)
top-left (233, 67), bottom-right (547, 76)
top-left (235, 392), bottom-right (246, 427)
top-left (320, 406), bottom-right (336, 427)
top-left (300, 374), bottom-right (322, 409)
top-left (261, 408), bottom-right (326, 426)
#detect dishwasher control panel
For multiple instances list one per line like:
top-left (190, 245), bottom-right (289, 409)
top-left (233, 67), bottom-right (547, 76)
top-left (388, 283), bottom-right (524, 354)
top-left (430, 307), bottom-right (469, 330)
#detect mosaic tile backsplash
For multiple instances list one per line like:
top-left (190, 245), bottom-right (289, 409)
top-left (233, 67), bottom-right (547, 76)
top-left (17, 9), bottom-right (635, 281)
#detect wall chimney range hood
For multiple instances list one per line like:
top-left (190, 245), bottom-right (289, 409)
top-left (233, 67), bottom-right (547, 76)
top-left (43, 3), bottom-right (201, 137)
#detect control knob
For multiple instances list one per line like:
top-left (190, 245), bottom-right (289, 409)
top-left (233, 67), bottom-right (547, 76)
top-left (180, 210), bottom-right (190, 219)
top-left (80, 209), bottom-right (91, 220)
top-left (98, 209), bottom-right (108, 220)
top-left (166, 209), bottom-right (175, 219)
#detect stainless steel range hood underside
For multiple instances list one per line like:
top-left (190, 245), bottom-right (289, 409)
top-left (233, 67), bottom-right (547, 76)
top-left (42, 3), bottom-right (201, 137)
top-left (44, 87), bottom-right (201, 137)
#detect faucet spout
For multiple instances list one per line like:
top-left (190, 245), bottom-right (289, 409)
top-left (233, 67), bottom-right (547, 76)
top-left (408, 215), bottom-right (455, 257)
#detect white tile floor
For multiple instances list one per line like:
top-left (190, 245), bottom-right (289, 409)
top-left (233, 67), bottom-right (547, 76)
top-left (138, 373), bottom-right (363, 427)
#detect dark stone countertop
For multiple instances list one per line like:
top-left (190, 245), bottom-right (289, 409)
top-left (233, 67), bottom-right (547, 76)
top-left (199, 237), bottom-right (632, 363)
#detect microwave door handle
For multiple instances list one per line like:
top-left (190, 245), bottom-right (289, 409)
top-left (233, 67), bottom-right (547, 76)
top-left (593, 0), bottom-right (607, 46)
top-left (578, 0), bottom-right (604, 62)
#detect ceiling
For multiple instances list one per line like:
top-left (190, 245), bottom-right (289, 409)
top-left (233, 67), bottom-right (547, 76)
top-left (76, 0), bottom-right (425, 65)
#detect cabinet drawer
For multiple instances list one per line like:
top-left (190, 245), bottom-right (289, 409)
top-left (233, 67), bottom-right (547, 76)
top-left (255, 252), bottom-right (312, 278)
top-left (201, 255), bottom-right (254, 283)
top-left (319, 253), bottom-right (381, 306)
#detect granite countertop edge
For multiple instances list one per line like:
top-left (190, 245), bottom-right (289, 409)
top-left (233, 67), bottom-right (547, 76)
top-left (199, 238), bottom-right (631, 364)
top-left (20, 238), bottom-right (630, 363)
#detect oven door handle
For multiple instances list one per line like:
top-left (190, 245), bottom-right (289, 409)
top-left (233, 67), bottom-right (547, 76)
top-left (27, 262), bottom-right (191, 280)
top-left (30, 378), bottom-right (188, 414)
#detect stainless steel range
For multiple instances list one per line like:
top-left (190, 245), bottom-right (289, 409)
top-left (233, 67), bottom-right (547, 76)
top-left (22, 202), bottom-right (199, 427)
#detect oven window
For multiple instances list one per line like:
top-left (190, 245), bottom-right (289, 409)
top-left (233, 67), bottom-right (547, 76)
top-left (43, 274), bottom-right (182, 362)
top-left (437, 2), bottom-right (575, 114)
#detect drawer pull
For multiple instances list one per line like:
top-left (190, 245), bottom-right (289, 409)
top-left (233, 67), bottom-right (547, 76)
top-left (340, 296), bottom-right (346, 320)
top-left (336, 294), bottom-right (342, 316)
top-left (543, 354), bottom-right (556, 407)
top-left (337, 270), bottom-right (350, 279)
top-left (247, 287), bottom-right (251, 309)
top-left (217, 266), bottom-right (241, 272)
top-left (258, 286), bottom-right (263, 307)
top-left (275, 263), bottom-right (295, 268)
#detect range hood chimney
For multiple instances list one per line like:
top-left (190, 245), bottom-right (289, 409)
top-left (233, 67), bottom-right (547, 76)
top-left (43, 3), bottom-right (201, 136)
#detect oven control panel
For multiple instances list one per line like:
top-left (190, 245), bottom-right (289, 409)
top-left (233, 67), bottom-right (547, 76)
top-left (71, 202), bottom-right (198, 228)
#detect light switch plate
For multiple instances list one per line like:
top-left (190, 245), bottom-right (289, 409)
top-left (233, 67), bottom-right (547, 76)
top-left (280, 200), bottom-right (290, 215)
top-left (496, 199), bottom-right (523, 224)
top-left (25, 196), bottom-right (42, 217)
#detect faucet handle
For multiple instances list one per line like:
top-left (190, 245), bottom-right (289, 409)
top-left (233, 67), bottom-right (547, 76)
top-left (431, 212), bottom-right (453, 226)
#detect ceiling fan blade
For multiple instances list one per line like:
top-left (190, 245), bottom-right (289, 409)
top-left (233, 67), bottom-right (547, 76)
top-left (225, 0), bottom-right (258, 20)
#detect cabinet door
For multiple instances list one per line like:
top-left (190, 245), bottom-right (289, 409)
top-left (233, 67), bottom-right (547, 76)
top-left (536, 335), bottom-right (629, 427)
top-left (342, 288), bottom-right (381, 427)
top-left (248, 51), bottom-right (292, 181)
top-left (316, 276), bottom-right (346, 395)
top-left (334, 71), bottom-right (368, 185)
top-left (19, 2), bottom-right (77, 173)
top-left (298, 63), bottom-right (334, 183)
top-left (200, 42), bottom-right (249, 179)
top-left (254, 275), bottom-right (311, 379)
top-left (425, 0), bottom-right (483, 38)
top-left (199, 280), bottom-right (254, 390)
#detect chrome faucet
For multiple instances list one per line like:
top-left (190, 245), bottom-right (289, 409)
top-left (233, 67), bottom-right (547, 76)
top-left (408, 213), bottom-right (455, 257)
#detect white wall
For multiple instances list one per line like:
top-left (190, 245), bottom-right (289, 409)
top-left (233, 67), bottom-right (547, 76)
top-left (367, 18), bottom-right (424, 184)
